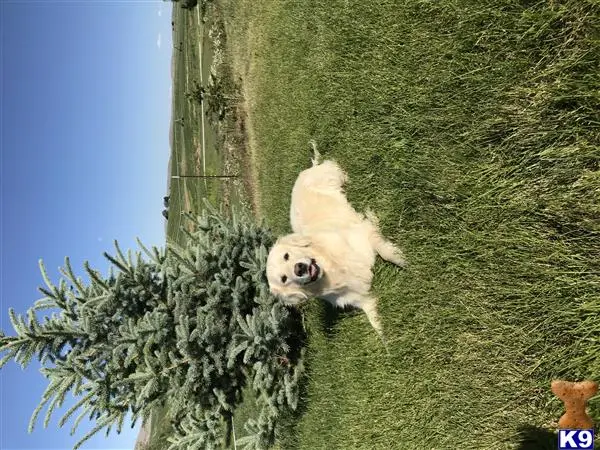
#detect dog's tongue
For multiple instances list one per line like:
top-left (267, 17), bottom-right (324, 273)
top-left (309, 263), bottom-right (316, 278)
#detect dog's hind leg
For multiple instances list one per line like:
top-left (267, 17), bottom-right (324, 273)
top-left (309, 139), bottom-right (321, 166)
top-left (365, 210), bottom-right (407, 267)
top-left (374, 236), bottom-right (407, 267)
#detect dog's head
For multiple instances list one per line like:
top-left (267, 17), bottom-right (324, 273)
top-left (266, 233), bottom-right (324, 305)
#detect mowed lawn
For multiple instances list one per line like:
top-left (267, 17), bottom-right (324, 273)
top-left (222, 0), bottom-right (600, 448)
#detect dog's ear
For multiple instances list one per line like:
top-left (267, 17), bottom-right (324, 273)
top-left (277, 233), bottom-right (311, 248)
top-left (270, 284), bottom-right (309, 306)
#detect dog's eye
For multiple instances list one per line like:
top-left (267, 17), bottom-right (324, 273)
top-left (281, 275), bottom-right (288, 283)
top-left (283, 253), bottom-right (289, 261)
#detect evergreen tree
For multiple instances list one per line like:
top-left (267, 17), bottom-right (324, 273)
top-left (0, 202), bottom-right (305, 450)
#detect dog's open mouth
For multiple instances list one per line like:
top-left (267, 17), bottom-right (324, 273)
top-left (308, 259), bottom-right (320, 282)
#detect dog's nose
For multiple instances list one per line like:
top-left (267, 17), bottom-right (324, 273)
top-left (294, 262), bottom-right (308, 277)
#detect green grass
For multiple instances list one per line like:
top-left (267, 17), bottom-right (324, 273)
top-left (221, 0), bottom-right (600, 448)
top-left (167, 4), bottom-right (226, 246)
top-left (141, 406), bottom-right (171, 450)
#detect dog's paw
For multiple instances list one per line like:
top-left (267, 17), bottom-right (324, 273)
top-left (375, 238), bottom-right (408, 268)
top-left (391, 249), bottom-right (408, 268)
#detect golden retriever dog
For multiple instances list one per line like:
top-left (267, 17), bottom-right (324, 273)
top-left (266, 144), bottom-right (406, 334)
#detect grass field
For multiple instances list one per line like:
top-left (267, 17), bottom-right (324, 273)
top-left (166, 3), bottom-right (236, 247)
top-left (219, 0), bottom-right (600, 448)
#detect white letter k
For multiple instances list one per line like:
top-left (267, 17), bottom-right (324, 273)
top-left (560, 430), bottom-right (577, 448)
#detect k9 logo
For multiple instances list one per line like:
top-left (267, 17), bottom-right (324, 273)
top-left (558, 429), bottom-right (595, 449)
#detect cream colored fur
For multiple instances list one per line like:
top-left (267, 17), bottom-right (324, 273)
top-left (266, 144), bottom-right (406, 334)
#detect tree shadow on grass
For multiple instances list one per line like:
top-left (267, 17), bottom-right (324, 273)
top-left (273, 306), bottom-right (311, 450)
top-left (321, 301), bottom-right (341, 338)
top-left (515, 425), bottom-right (557, 450)
top-left (277, 300), bottom-right (383, 448)
top-left (276, 301), bottom-right (344, 448)
top-left (320, 301), bottom-right (373, 338)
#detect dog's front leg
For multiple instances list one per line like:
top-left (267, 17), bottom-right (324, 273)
top-left (356, 295), bottom-right (392, 353)
top-left (361, 296), bottom-right (383, 336)
top-left (324, 285), bottom-right (390, 351)
top-left (309, 139), bottom-right (321, 166)
top-left (335, 292), bottom-right (382, 335)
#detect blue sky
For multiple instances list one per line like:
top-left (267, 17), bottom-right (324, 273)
top-left (1, 1), bottom-right (173, 449)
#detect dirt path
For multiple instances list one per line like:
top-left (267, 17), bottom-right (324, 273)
top-left (222, 13), bottom-right (264, 217)
top-left (233, 100), bottom-right (262, 216)
top-left (133, 418), bottom-right (151, 450)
